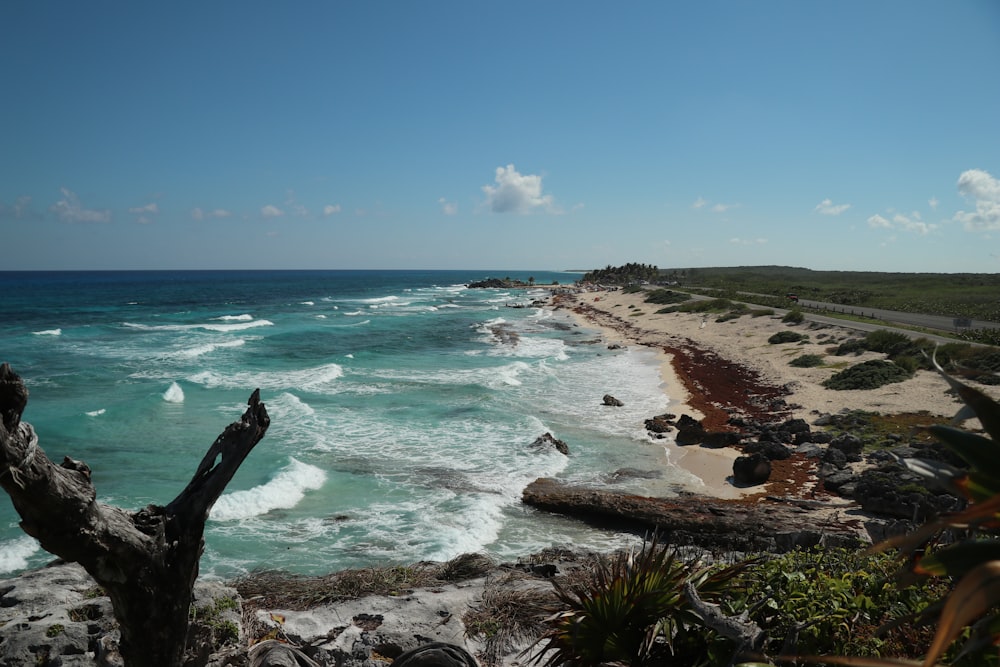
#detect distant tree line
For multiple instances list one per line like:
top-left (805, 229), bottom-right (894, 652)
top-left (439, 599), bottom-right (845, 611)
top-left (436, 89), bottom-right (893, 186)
top-left (582, 263), bottom-right (660, 285)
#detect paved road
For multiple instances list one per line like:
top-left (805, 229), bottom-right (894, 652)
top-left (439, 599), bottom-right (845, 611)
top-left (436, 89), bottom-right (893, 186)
top-left (790, 297), bottom-right (998, 333)
top-left (683, 287), bottom-right (998, 334)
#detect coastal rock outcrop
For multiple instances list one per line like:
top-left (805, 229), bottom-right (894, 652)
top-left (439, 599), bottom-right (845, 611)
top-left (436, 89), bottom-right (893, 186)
top-left (531, 432), bottom-right (569, 455)
top-left (521, 477), bottom-right (865, 552)
top-left (602, 394), bottom-right (624, 407)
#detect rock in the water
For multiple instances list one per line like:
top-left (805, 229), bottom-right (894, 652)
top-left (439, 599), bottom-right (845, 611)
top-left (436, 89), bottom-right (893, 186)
top-left (602, 394), bottom-right (624, 407)
top-left (531, 432), bottom-right (569, 455)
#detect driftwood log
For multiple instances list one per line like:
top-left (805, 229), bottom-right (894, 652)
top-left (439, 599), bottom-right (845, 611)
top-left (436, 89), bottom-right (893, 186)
top-left (0, 363), bottom-right (270, 667)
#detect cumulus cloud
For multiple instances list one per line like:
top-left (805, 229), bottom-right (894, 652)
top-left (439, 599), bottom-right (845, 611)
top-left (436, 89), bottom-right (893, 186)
top-left (867, 211), bottom-right (935, 235)
top-left (50, 188), bottom-right (111, 223)
top-left (954, 169), bottom-right (1000, 231)
top-left (261, 205), bottom-right (284, 218)
top-left (128, 202), bottom-right (159, 225)
top-left (0, 195), bottom-right (36, 221)
top-left (867, 214), bottom-right (892, 229)
top-left (192, 208), bottom-right (232, 220)
top-left (481, 164), bottom-right (555, 214)
top-left (928, 196), bottom-right (939, 210)
top-left (438, 197), bottom-right (457, 215)
top-left (692, 197), bottom-right (738, 213)
top-left (128, 202), bottom-right (158, 215)
top-left (323, 204), bottom-right (342, 216)
top-left (815, 198), bottom-right (851, 216)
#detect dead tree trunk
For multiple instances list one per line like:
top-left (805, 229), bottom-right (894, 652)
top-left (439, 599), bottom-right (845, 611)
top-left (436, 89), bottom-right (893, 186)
top-left (0, 363), bottom-right (270, 667)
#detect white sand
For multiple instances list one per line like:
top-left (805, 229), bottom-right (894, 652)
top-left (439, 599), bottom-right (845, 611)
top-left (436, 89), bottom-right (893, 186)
top-left (559, 288), bottom-right (999, 498)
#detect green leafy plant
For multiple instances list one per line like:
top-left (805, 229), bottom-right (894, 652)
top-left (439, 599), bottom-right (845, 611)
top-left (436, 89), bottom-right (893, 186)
top-left (531, 538), bottom-right (748, 666)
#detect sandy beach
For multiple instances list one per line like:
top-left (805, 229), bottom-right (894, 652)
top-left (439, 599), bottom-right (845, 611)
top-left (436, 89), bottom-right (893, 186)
top-left (553, 287), bottom-right (1000, 500)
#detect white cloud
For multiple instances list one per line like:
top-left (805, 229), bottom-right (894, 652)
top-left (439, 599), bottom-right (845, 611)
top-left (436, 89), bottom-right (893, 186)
top-left (867, 211), bottom-right (936, 235)
top-left (712, 203), bottom-right (736, 213)
top-left (50, 188), bottom-right (111, 223)
top-left (893, 212), bottom-right (935, 235)
top-left (192, 208), bottom-right (232, 220)
top-left (261, 205), bottom-right (284, 218)
top-left (481, 164), bottom-right (555, 214)
top-left (439, 197), bottom-right (457, 215)
top-left (814, 198), bottom-right (851, 216)
top-left (954, 169), bottom-right (1000, 231)
top-left (729, 237), bottom-right (767, 245)
top-left (867, 214), bottom-right (892, 229)
top-left (128, 202), bottom-right (159, 215)
top-left (323, 204), bottom-right (342, 216)
top-left (691, 197), bottom-right (707, 209)
top-left (284, 191), bottom-right (309, 217)
top-left (928, 196), bottom-right (939, 210)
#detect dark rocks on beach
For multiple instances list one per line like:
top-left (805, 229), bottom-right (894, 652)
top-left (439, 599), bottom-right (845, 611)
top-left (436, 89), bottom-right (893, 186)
top-left (743, 440), bottom-right (792, 461)
top-left (852, 464), bottom-right (964, 522)
top-left (732, 453), bottom-right (772, 486)
top-left (602, 394), bottom-right (624, 407)
top-left (531, 432), bottom-right (569, 455)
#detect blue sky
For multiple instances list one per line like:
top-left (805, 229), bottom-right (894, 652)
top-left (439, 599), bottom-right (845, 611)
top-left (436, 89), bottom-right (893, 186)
top-left (2, 2), bottom-right (999, 272)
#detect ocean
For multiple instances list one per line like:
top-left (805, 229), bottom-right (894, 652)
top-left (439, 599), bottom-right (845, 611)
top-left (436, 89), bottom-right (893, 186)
top-left (0, 270), bottom-right (694, 579)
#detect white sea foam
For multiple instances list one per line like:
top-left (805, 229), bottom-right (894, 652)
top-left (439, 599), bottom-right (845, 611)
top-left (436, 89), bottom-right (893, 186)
top-left (344, 310), bottom-right (364, 316)
top-left (175, 338), bottom-right (246, 359)
top-left (86, 408), bottom-right (106, 417)
top-left (301, 301), bottom-right (315, 306)
top-left (210, 458), bottom-right (327, 521)
top-left (163, 382), bottom-right (185, 403)
top-left (32, 328), bottom-right (62, 336)
top-left (315, 314), bottom-right (327, 319)
top-left (345, 353), bottom-right (354, 359)
top-left (330, 319), bottom-right (370, 327)
top-left (0, 536), bottom-right (40, 575)
top-left (358, 295), bottom-right (399, 305)
top-left (188, 362), bottom-right (344, 392)
top-left (213, 314), bottom-right (253, 321)
top-left (123, 320), bottom-right (273, 333)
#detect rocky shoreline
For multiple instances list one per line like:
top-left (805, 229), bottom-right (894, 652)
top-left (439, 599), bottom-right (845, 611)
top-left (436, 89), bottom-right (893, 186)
top-left (0, 287), bottom-right (989, 665)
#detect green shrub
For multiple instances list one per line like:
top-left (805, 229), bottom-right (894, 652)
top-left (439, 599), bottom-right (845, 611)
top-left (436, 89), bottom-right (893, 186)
top-left (790, 354), bottom-right (825, 368)
top-left (823, 359), bottom-right (911, 390)
top-left (644, 289), bottom-right (690, 305)
top-left (782, 309), bottom-right (805, 324)
top-left (893, 355), bottom-right (920, 374)
top-left (749, 308), bottom-right (775, 317)
top-left (833, 338), bottom-right (867, 356)
top-left (863, 329), bottom-right (911, 355)
top-left (728, 547), bottom-right (941, 659)
top-left (622, 284), bottom-right (644, 294)
top-left (768, 331), bottom-right (809, 344)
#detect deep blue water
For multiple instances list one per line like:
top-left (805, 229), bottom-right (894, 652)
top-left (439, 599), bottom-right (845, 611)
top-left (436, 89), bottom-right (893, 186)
top-left (0, 270), bottom-right (688, 578)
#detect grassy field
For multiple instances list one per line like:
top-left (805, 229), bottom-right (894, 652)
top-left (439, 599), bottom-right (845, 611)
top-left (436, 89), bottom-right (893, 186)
top-left (663, 265), bottom-right (1000, 322)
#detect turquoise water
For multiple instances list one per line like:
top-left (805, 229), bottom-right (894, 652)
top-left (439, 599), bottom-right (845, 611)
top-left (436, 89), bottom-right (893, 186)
top-left (0, 270), bottom-right (692, 578)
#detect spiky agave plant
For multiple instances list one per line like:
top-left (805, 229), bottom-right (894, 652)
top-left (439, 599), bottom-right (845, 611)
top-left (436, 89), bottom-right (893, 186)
top-left (530, 537), bottom-right (749, 667)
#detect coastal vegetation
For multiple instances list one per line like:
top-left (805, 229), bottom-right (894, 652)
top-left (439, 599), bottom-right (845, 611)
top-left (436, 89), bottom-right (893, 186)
top-left (582, 263), bottom-right (661, 285)
top-left (670, 265), bottom-right (1000, 323)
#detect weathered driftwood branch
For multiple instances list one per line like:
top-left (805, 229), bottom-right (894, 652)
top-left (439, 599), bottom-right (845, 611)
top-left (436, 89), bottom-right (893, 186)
top-left (684, 581), bottom-right (765, 666)
top-left (0, 363), bottom-right (270, 667)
